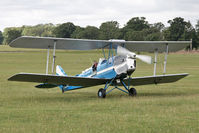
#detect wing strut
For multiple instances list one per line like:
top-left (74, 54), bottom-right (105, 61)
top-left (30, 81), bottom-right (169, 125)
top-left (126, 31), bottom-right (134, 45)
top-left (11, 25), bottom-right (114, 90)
top-left (52, 40), bottom-right (57, 74)
top-left (163, 43), bottom-right (169, 74)
top-left (153, 43), bottom-right (170, 75)
top-left (153, 49), bottom-right (158, 76)
top-left (46, 46), bottom-right (50, 74)
top-left (45, 40), bottom-right (57, 74)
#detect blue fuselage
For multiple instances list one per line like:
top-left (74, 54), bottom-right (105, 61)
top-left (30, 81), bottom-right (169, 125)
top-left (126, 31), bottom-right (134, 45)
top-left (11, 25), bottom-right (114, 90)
top-left (61, 55), bottom-right (135, 91)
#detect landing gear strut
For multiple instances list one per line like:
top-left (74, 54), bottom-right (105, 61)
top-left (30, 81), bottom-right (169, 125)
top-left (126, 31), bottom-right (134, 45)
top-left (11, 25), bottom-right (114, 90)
top-left (97, 78), bottom-right (137, 98)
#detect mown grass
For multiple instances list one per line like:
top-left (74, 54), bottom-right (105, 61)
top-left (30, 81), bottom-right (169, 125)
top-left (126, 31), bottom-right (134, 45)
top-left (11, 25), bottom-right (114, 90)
top-left (0, 45), bottom-right (199, 133)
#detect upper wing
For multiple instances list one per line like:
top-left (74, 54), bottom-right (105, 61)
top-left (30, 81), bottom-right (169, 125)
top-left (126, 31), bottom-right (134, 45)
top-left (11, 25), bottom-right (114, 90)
top-left (122, 73), bottom-right (188, 86)
top-left (8, 73), bottom-right (110, 87)
top-left (9, 36), bottom-right (110, 50)
top-left (9, 36), bottom-right (191, 52)
top-left (124, 41), bottom-right (191, 52)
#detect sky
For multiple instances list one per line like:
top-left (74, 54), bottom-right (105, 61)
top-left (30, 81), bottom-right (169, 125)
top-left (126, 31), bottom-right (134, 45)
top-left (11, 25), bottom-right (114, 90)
top-left (0, 0), bottom-right (199, 31)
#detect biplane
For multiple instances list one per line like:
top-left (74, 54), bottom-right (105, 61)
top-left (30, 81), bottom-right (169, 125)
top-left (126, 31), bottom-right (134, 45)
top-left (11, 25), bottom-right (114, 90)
top-left (8, 36), bottom-right (191, 98)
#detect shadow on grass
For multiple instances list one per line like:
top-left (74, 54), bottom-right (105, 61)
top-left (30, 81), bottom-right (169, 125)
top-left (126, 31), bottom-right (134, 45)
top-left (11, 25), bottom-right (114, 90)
top-left (106, 92), bottom-right (190, 99)
top-left (14, 90), bottom-right (196, 104)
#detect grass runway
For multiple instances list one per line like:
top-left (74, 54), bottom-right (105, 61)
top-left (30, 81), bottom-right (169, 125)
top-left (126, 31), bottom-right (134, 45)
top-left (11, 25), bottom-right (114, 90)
top-left (0, 45), bottom-right (199, 132)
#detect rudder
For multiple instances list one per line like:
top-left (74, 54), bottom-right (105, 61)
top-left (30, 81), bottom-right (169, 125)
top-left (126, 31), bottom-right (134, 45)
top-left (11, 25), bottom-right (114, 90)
top-left (56, 65), bottom-right (67, 76)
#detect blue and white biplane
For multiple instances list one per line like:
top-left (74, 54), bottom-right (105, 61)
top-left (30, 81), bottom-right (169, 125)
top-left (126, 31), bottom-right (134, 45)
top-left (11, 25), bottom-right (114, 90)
top-left (8, 36), bottom-right (191, 98)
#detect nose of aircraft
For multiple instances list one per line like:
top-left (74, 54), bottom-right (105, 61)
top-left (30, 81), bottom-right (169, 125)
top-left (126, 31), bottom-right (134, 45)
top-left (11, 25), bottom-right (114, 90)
top-left (126, 56), bottom-right (136, 76)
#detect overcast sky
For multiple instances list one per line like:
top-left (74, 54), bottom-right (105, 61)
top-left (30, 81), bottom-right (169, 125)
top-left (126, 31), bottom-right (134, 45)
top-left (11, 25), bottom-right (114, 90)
top-left (0, 0), bottom-right (199, 31)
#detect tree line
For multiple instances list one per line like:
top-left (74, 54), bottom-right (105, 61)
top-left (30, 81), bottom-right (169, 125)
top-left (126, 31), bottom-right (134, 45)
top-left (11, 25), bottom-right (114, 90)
top-left (0, 17), bottom-right (199, 49)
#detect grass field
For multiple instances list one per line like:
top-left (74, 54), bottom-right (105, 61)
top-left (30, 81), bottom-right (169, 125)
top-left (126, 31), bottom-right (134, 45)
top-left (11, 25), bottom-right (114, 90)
top-left (0, 45), bottom-right (199, 133)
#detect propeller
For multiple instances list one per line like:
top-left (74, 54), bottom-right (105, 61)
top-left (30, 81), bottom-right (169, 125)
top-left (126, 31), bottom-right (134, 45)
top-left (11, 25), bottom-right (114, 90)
top-left (117, 46), bottom-right (152, 64)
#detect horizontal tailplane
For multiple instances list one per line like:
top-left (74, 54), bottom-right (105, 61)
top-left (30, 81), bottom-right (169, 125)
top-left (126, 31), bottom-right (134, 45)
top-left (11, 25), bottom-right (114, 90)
top-left (35, 83), bottom-right (57, 89)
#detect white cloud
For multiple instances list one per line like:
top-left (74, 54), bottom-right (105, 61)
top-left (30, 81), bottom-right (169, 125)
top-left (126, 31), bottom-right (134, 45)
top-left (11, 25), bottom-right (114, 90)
top-left (0, 0), bottom-right (198, 31)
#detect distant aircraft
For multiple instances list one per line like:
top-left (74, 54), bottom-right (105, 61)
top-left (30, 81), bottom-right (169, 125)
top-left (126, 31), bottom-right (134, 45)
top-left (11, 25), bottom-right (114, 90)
top-left (8, 36), bottom-right (191, 98)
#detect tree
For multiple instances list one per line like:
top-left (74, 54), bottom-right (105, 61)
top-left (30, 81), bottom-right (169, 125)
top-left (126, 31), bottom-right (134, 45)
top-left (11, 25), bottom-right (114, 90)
top-left (122, 17), bottom-right (150, 40)
top-left (71, 26), bottom-right (100, 39)
top-left (196, 20), bottom-right (199, 33)
top-left (99, 21), bottom-right (121, 40)
top-left (53, 22), bottom-right (76, 38)
top-left (123, 17), bottom-right (149, 31)
top-left (194, 20), bottom-right (199, 49)
top-left (0, 31), bottom-right (3, 44)
top-left (71, 26), bottom-right (85, 39)
top-left (144, 22), bottom-right (165, 41)
top-left (81, 26), bottom-right (100, 39)
top-left (22, 24), bottom-right (55, 37)
top-left (124, 30), bottom-right (145, 41)
top-left (164, 17), bottom-right (187, 41)
top-left (3, 28), bottom-right (22, 44)
top-left (163, 17), bottom-right (198, 49)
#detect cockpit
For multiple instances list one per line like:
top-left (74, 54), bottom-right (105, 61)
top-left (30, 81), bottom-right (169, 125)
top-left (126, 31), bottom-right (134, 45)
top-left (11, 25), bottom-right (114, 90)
top-left (98, 58), bottom-right (107, 65)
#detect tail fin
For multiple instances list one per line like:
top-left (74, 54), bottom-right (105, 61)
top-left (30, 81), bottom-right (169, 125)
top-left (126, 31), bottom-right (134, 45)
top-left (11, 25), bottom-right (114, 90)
top-left (56, 65), bottom-right (67, 76)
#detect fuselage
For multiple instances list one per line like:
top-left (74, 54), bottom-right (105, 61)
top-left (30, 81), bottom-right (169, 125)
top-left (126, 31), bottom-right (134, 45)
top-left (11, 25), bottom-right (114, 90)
top-left (78, 55), bottom-right (136, 79)
top-left (60, 55), bottom-right (136, 91)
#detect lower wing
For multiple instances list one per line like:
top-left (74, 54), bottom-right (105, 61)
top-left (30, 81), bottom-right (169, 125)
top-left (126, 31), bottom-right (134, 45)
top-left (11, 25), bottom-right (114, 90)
top-left (8, 73), bottom-right (188, 88)
top-left (8, 73), bottom-right (110, 88)
top-left (122, 73), bottom-right (189, 86)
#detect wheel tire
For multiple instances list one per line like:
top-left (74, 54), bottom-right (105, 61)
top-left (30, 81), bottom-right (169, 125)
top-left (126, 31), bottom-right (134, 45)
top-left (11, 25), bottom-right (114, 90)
top-left (98, 88), bottom-right (106, 98)
top-left (129, 88), bottom-right (137, 96)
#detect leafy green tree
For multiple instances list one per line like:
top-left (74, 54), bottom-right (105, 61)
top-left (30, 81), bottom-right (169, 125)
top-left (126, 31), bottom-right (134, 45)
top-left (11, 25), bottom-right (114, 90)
top-left (144, 22), bottom-right (165, 41)
top-left (3, 28), bottom-right (22, 44)
top-left (99, 21), bottom-right (121, 40)
top-left (123, 17), bottom-right (149, 31)
top-left (164, 17), bottom-right (187, 41)
top-left (81, 26), bottom-right (100, 39)
top-left (124, 30), bottom-right (145, 41)
top-left (0, 31), bottom-right (3, 44)
top-left (71, 26), bottom-right (85, 39)
top-left (22, 24), bottom-right (55, 37)
top-left (194, 20), bottom-right (199, 49)
top-left (196, 20), bottom-right (199, 33)
top-left (53, 22), bottom-right (76, 38)
top-left (122, 17), bottom-right (150, 40)
top-left (71, 26), bottom-right (100, 39)
top-left (180, 21), bottom-right (195, 40)
top-left (163, 17), bottom-right (199, 49)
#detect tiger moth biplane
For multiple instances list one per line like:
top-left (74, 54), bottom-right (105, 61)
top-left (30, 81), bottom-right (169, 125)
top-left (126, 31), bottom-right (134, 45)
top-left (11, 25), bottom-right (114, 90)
top-left (8, 36), bottom-right (191, 98)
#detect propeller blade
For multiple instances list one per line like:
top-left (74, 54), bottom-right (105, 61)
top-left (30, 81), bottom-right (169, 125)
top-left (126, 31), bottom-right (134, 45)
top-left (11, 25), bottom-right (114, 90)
top-left (136, 55), bottom-right (152, 64)
top-left (117, 46), bottom-right (152, 64)
top-left (117, 46), bottom-right (136, 57)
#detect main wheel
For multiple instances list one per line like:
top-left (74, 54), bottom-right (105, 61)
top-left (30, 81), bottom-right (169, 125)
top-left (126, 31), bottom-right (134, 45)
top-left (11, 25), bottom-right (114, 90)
top-left (98, 88), bottom-right (106, 98)
top-left (129, 88), bottom-right (137, 96)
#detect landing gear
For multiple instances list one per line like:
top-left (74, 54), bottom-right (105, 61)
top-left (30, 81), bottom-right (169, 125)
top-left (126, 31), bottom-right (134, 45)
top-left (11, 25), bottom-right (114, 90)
top-left (97, 78), bottom-right (138, 98)
top-left (98, 88), bottom-right (106, 98)
top-left (62, 88), bottom-right (65, 93)
top-left (129, 88), bottom-right (137, 96)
